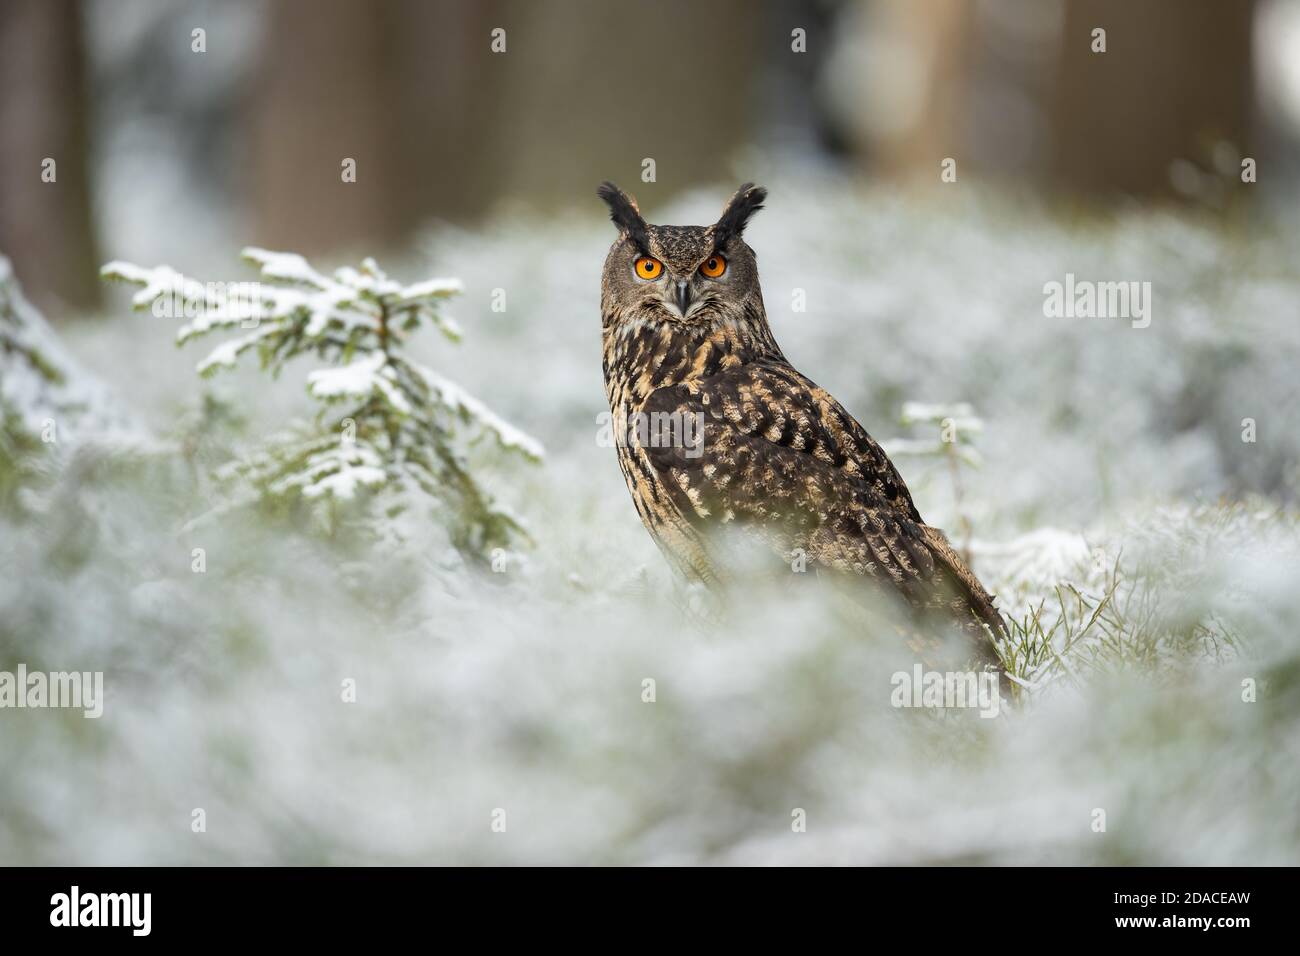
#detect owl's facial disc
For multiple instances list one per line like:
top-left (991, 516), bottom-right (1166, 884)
top-left (629, 245), bottom-right (704, 319)
top-left (631, 225), bottom-right (721, 319)
top-left (633, 265), bottom-right (695, 319)
top-left (599, 184), bottom-right (767, 328)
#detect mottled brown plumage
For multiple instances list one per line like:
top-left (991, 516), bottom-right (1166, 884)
top-left (598, 182), bottom-right (1005, 660)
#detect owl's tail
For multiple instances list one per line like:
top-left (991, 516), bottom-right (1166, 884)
top-left (918, 524), bottom-right (1008, 663)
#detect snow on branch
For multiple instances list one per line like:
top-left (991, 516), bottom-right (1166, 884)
top-left (101, 249), bottom-right (543, 554)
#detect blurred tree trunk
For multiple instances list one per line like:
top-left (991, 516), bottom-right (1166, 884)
top-left (247, 0), bottom-right (508, 254)
top-left (246, 0), bottom-right (408, 254)
top-left (245, 0), bottom-right (758, 256)
top-left (0, 0), bottom-right (100, 315)
top-left (1050, 0), bottom-right (1255, 196)
top-left (861, 0), bottom-right (974, 180)
top-left (476, 0), bottom-right (758, 215)
top-left (829, 0), bottom-right (1254, 199)
top-left (394, 0), bottom-right (504, 225)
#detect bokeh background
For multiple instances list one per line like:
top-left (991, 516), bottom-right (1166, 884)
top-left (2, 0), bottom-right (1299, 865)
top-left (4, 0), bottom-right (1298, 315)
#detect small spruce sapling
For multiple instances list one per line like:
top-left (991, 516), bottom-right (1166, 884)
top-left (101, 248), bottom-right (543, 555)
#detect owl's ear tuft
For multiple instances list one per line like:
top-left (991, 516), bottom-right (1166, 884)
top-left (597, 181), bottom-right (649, 252)
top-left (712, 182), bottom-right (767, 247)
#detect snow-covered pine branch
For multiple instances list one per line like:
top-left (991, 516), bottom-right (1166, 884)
top-left (880, 401), bottom-right (984, 468)
top-left (101, 249), bottom-right (543, 555)
top-left (4, 255), bottom-right (138, 435)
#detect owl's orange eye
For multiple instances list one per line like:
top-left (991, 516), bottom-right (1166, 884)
top-left (634, 256), bottom-right (663, 280)
top-left (699, 254), bottom-right (727, 278)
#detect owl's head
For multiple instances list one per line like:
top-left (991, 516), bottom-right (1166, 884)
top-left (597, 182), bottom-right (767, 327)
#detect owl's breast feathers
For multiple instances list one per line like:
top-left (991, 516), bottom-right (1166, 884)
top-left (620, 353), bottom-right (1006, 638)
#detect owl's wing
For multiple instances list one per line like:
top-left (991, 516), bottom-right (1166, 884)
top-left (639, 359), bottom-right (1005, 635)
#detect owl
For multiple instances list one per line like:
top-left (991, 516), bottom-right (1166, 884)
top-left (597, 181), bottom-right (1006, 662)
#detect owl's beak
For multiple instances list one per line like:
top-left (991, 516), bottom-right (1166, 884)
top-left (673, 279), bottom-right (693, 316)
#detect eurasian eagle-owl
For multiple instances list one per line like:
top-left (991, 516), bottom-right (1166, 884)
top-left (598, 181), bottom-right (1005, 660)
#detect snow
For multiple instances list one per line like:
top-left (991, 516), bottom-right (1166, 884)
top-left (900, 401), bottom-right (978, 423)
top-left (7, 173), bottom-right (1300, 865)
top-left (880, 437), bottom-right (948, 457)
top-left (418, 364), bottom-right (546, 461)
top-left (241, 247), bottom-right (331, 289)
top-left (306, 352), bottom-right (417, 415)
top-left (301, 464), bottom-right (388, 499)
top-left (306, 351), bottom-right (388, 400)
top-left (2, 256), bottom-right (142, 444)
top-left (396, 277), bottom-right (465, 301)
top-left (103, 248), bottom-right (540, 502)
top-left (268, 442), bottom-right (387, 499)
top-left (101, 260), bottom-right (203, 311)
top-left (969, 527), bottom-right (1095, 600)
top-left (196, 323), bottom-right (279, 374)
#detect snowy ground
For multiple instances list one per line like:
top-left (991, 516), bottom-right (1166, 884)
top-left (2, 171), bottom-right (1298, 864)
